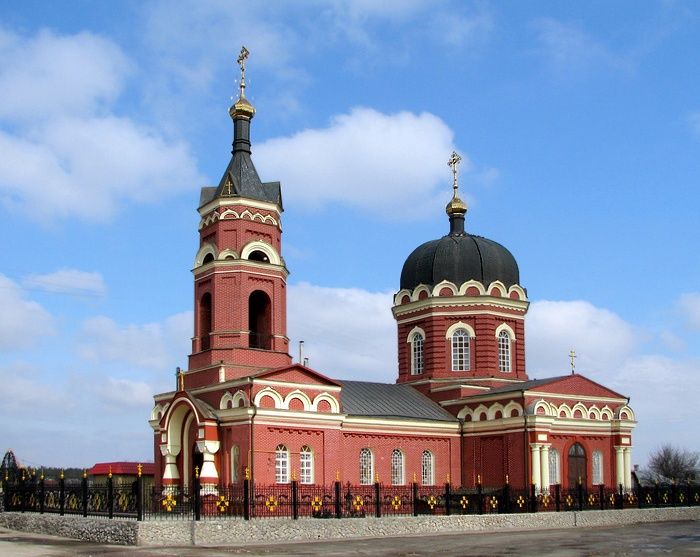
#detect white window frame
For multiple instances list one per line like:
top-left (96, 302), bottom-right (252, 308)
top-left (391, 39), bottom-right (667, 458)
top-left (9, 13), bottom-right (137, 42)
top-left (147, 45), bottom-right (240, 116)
top-left (451, 329), bottom-right (471, 371)
top-left (421, 450), bottom-right (434, 486)
top-left (498, 330), bottom-right (512, 373)
top-left (275, 444), bottom-right (289, 484)
top-left (391, 449), bottom-right (405, 486)
top-left (300, 445), bottom-right (314, 485)
top-left (410, 332), bottom-right (424, 375)
top-left (360, 448), bottom-right (374, 485)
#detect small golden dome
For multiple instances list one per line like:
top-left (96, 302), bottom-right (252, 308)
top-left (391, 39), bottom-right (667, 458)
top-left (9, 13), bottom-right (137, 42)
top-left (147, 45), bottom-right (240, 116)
top-left (446, 193), bottom-right (467, 216)
top-left (229, 95), bottom-right (255, 119)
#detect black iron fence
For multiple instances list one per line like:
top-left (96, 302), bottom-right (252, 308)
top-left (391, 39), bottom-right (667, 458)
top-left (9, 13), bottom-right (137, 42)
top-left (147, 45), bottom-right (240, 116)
top-left (2, 475), bottom-right (698, 521)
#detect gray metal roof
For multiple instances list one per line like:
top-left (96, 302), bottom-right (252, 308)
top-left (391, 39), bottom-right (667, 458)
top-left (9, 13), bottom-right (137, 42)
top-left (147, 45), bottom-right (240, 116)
top-left (340, 380), bottom-right (457, 422)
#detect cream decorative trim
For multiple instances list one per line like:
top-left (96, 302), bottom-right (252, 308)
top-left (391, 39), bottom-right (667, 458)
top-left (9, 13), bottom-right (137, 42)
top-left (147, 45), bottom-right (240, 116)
top-left (254, 387), bottom-right (283, 409)
top-left (407, 326), bottom-right (425, 342)
top-left (151, 402), bottom-right (170, 421)
top-left (240, 240), bottom-right (281, 265)
top-left (282, 389), bottom-right (312, 411)
top-left (394, 306), bottom-right (527, 323)
top-left (193, 264), bottom-right (288, 280)
top-left (198, 197), bottom-right (281, 218)
top-left (311, 392), bottom-right (340, 413)
top-left (218, 248), bottom-right (239, 260)
top-left (495, 322), bottom-right (516, 340)
top-left (445, 321), bottom-right (476, 339)
top-left (393, 279), bottom-right (528, 306)
top-left (194, 243), bottom-right (217, 268)
top-left (254, 379), bottom-right (342, 393)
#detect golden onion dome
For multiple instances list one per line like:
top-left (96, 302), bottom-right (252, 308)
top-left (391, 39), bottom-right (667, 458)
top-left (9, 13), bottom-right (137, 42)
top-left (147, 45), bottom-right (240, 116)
top-left (229, 95), bottom-right (255, 119)
top-left (445, 193), bottom-right (467, 216)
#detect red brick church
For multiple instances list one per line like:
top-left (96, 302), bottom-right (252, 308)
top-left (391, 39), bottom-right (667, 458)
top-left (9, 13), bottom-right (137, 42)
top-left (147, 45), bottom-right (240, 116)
top-left (150, 50), bottom-right (636, 494)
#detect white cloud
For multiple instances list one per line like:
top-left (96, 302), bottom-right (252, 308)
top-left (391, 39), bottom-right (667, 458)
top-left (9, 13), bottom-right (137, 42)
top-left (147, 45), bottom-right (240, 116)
top-left (0, 28), bottom-right (204, 222)
top-left (532, 18), bottom-right (632, 76)
top-left (256, 107), bottom-right (459, 218)
top-left (0, 274), bottom-right (54, 349)
top-left (0, 28), bottom-right (129, 123)
top-left (288, 282), bottom-right (396, 381)
top-left (0, 361), bottom-right (66, 411)
top-left (678, 292), bottom-right (700, 330)
top-left (526, 300), bottom-right (637, 379)
top-left (23, 269), bottom-right (106, 297)
top-left (93, 377), bottom-right (155, 408)
top-left (78, 311), bottom-right (191, 371)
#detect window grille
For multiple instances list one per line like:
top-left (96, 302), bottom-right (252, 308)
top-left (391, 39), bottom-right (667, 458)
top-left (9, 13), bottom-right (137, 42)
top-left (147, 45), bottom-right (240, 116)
top-left (391, 449), bottom-right (404, 485)
top-left (421, 450), bottom-right (434, 486)
top-left (592, 450), bottom-right (603, 485)
top-left (451, 329), bottom-right (471, 371)
top-left (411, 333), bottom-right (424, 375)
top-left (359, 448), bottom-right (373, 485)
top-left (498, 330), bottom-right (511, 372)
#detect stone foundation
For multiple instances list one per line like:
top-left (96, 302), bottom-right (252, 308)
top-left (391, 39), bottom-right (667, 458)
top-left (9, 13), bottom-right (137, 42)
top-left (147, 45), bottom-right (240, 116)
top-left (0, 507), bottom-right (698, 547)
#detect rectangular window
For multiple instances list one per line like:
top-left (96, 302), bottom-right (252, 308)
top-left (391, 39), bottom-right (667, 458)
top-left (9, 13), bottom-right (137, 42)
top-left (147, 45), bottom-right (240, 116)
top-left (300, 448), bottom-right (313, 485)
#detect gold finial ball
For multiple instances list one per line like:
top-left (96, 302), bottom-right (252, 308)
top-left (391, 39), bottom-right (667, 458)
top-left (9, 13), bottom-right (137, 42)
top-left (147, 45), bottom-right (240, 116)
top-left (445, 195), bottom-right (467, 216)
top-left (229, 97), bottom-right (256, 119)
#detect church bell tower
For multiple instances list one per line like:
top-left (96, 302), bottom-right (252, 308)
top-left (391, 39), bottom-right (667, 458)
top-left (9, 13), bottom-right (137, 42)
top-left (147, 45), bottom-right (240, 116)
top-left (185, 47), bottom-right (292, 389)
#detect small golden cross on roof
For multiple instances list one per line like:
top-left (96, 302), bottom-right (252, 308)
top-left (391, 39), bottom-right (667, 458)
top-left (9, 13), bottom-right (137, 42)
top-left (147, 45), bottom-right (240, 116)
top-left (447, 151), bottom-right (462, 196)
top-left (569, 349), bottom-right (577, 374)
top-left (237, 46), bottom-right (250, 97)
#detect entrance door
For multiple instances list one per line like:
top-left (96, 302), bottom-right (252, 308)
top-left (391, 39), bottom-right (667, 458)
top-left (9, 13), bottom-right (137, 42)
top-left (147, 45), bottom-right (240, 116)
top-left (568, 443), bottom-right (587, 487)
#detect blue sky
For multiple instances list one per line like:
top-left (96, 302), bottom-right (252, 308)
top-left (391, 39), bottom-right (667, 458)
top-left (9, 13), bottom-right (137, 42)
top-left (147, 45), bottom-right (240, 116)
top-left (1, 1), bottom-right (698, 470)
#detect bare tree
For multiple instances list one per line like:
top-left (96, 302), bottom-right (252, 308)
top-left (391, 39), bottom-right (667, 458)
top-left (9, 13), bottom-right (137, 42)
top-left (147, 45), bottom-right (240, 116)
top-left (647, 445), bottom-right (698, 482)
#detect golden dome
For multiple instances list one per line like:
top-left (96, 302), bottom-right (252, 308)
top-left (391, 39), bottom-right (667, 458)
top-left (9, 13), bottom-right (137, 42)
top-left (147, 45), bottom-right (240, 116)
top-left (229, 95), bottom-right (255, 119)
top-left (445, 193), bottom-right (468, 216)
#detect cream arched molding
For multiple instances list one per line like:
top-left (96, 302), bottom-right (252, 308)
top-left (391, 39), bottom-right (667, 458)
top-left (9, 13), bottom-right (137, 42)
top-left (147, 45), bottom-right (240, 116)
top-left (240, 240), bottom-right (281, 265)
top-left (407, 326), bottom-right (426, 343)
top-left (507, 285), bottom-right (527, 301)
top-left (572, 402), bottom-right (588, 419)
top-left (232, 390), bottom-right (249, 408)
top-left (218, 248), bottom-right (239, 260)
top-left (457, 406), bottom-right (473, 421)
top-left (219, 209), bottom-right (240, 220)
top-left (487, 403), bottom-right (505, 420)
top-left (473, 404), bottom-right (489, 421)
top-left (411, 285), bottom-right (431, 301)
top-left (557, 403), bottom-right (572, 419)
top-left (151, 402), bottom-right (169, 421)
top-left (253, 387), bottom-right (283, 408)
top-left (588, 406), bottom-right (602, 420)
top-left (432, 280), bottom-right (458, 297)
top-left (162, 397), bottom-right (203, 468)
top-left (531, 399), bottom-right (554, 416)
top-left (393, 289), bottom-right (413, 306)
top-left (487, 280), bottom-right (508, 297)
top-left (504, 401), bottom-right (523, 417)
top-left (616, 405), bottom-right (635, 421)
top-left (194, 243), bottom-right (218, 267)
top-left (600, 406), bottom-right (613, 420)
top-left (445, 321), bottom-right (476, 339)
top-left (219, 392), bottom-right (234, 410)
top-left (458, 280), bottom-right (487, 296)
top-left (312, 393), bottom-right (340, 413)
top-left (283, 390), bottom-right (312, 411)
top-left (494, 322), bottom-right (516, 340)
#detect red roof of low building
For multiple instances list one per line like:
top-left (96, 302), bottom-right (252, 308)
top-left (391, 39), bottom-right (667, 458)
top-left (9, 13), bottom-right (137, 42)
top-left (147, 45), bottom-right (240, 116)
top-left (89, 462), bottom-right (155, 476)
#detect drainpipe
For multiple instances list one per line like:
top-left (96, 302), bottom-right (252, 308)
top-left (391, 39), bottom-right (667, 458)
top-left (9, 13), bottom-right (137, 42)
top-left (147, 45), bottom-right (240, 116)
top-left (458, 418), bottom-right (465, 487)
top-left (522, 390), bottom-right (528, 490)
top-left (249, 402), bottom-right (257, 487)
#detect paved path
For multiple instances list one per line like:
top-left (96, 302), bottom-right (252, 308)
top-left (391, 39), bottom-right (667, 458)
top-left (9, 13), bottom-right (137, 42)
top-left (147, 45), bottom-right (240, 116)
top-left (1, 520), bottom-right (699, 556)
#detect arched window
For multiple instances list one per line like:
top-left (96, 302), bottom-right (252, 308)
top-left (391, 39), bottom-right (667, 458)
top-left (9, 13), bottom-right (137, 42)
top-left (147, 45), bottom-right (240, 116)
top-left (411, 332), bottom-right (424, 375)
top-left (548, 448), bottom-right (560, 485)
top-left (202, 253), bottom-right (215, 264)
top-left (248, 250), bottom-right (270, 263)
top-left (275, 444), bottom-right (289, 484)
top-left (451, 329), bottom-right (471, 371)
top-left (498, 330), bottom-right (511, 373)
top-left (391, 449), bottom-right (404, 485)
top-left (199, 292), bottom-right (212, 351)
top-left (592, 450), bottom-right (603, 485)
top-left (568, 443), bottom-right (587, 487)
top-left (249, 290), bottom-right (272, 350)
top-left (421, 450), bottom-right (434, 486)
top-left (359, 448), bottom-right (373, 485)
top-left (300, 446), bottom-right (314, 485)
top-left (230, 445), bottom-right (240, 483)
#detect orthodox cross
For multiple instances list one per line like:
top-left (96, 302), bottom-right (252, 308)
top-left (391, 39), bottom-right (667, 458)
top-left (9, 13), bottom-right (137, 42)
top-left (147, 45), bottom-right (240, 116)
top-left (448, 151), bottom-right (462, 196)
top-left (237, 46), bottom-right (250, 97)
top-left (569, 349), bottom-right (577, 374)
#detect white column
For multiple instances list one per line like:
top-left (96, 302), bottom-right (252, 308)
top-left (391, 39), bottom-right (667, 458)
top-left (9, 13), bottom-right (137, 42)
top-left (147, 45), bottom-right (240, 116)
top-left (530, 444), bottom-right (541, 490)
top-left (615, 446), bottom-right (624, 488)
top-left (623, 447), bottom-right (632, 490)
top-left (540, 444), bottom-right (550, 491)
top-left (197, 439), bottom-right (221, 492)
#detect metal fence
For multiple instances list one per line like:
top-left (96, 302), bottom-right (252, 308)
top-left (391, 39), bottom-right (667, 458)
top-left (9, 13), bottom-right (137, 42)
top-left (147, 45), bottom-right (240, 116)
top-left (3, 476), bottom-right (698, 521)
